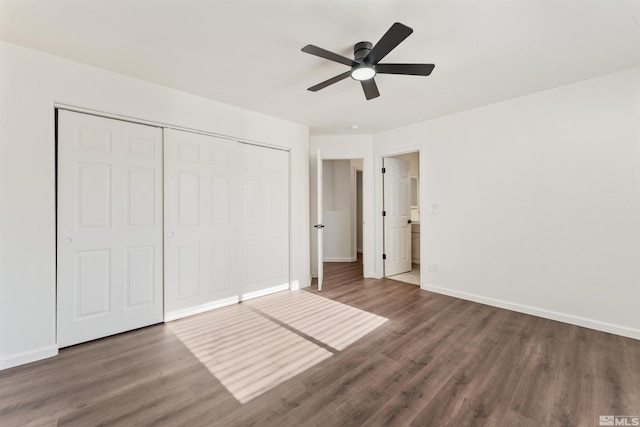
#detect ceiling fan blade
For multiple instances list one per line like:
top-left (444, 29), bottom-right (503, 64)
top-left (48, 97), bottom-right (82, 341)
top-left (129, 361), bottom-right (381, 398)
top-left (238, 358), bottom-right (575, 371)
top-left (302, 45), bottom-right (358, 67)
top-left (365, 22), bottom-right (413, 65)
top-left (361, 78), bottom-right (380, 100)
top-left (307, 71), bottom-right (352, 92)
top-left (375, 63), bottom-right (435, 76)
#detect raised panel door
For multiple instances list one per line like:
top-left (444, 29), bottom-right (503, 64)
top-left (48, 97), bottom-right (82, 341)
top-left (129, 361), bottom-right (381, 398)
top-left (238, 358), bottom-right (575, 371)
top-left (164, 129), bottom-right (241, 319)
top-left (240, 144), bottom-right (289, 300)
top-left (57, 110), bottom-right (163, 347)
top-left (383, 157), bottom-right (411, 276)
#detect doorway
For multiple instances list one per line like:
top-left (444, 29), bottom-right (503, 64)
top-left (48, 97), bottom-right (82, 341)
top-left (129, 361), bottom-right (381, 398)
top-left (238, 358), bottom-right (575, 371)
top-left (383, 151), bottom-right (420, 285)
top-left (314, 156), bottom-right (364, 291)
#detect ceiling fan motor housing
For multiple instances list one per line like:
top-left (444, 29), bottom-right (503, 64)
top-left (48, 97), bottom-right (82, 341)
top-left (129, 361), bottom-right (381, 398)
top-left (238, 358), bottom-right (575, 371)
top-left (354, 41), bottom-right (373, 62)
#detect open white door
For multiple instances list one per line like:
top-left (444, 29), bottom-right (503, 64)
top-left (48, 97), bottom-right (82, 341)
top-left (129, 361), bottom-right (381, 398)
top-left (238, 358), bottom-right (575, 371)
top-left (383, 157), bottom-right (412, 276)
top-left (315, 149), bottom-right (324, 291)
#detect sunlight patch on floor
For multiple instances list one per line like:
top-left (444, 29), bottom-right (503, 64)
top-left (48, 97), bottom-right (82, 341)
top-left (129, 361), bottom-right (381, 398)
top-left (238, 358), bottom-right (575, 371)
top-left (168, 291), bottom-right (388, 403)
top-left (245, 291), bottom-right (389, 351)
top-left (168, 304), bottom-right (332, 403)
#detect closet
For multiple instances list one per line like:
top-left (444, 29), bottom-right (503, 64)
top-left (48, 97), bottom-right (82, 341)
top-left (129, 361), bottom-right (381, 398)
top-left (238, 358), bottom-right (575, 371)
top-left (57, 110), bottom-right (290, 347)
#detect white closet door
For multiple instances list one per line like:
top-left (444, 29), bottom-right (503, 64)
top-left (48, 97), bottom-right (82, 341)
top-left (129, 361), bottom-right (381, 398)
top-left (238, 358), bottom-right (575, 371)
top-left (57, 110), bottom-right (163, 347)
top-left (241, 144), bottom-right (289, 300)
top-left (164, 129), bottom-right (241, 319)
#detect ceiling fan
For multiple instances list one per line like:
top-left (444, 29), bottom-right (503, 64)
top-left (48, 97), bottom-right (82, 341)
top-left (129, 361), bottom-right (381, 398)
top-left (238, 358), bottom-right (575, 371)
top-left (301, 22), bottom-right (435, 100)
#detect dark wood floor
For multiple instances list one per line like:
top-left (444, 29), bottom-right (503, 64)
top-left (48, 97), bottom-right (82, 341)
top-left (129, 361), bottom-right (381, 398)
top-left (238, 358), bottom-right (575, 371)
top-left (1, 258), bottom-right (639, 426)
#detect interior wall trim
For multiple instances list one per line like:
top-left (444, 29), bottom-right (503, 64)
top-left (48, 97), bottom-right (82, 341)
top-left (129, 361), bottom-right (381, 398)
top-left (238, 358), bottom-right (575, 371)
top-left (0, 345), bottom-right (58, 371)
top-left (422, 283), bottom-right (640, 341)
top-left (322, 257), bottom-right (358, 263)
top-left (240, 284), bottom-right (290, 302)
top-left (164, 296), bottom-right (240, 322)
top-left (54, 103), bottom-right (290, 152)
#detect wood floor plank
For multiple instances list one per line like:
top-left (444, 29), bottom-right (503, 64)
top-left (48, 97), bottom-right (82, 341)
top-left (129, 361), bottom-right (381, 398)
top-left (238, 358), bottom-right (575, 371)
top-left (507, 318), bottom-right (566, 426)
top-left (593, 331), bottom-right (640, 416)
top-left (1, 256), bottom-right (639, 426)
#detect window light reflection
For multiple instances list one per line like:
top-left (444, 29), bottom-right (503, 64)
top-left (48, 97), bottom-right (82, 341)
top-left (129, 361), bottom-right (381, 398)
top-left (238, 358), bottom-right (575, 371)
top-left (169, 291), bottom-right (388, 403)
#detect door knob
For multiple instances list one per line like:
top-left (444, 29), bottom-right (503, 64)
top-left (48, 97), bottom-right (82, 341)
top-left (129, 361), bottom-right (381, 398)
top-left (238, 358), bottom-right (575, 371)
top-left (62, 237), bottom-right (72, 245)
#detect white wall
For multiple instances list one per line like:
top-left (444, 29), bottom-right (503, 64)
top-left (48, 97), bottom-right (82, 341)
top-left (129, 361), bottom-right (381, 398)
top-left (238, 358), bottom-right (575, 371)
top-left (322, 160), bottom-right (354, 261)
top-left (328, 160), bottom-right (352, 211)
top-left (310, 135), bottom-right (375, 278)
top-left (0, 41), bottom-right (310, 369)
top-left (322, 160), bottom-right (352, 211)
top-left (374, 66), bottom-right (640, 339)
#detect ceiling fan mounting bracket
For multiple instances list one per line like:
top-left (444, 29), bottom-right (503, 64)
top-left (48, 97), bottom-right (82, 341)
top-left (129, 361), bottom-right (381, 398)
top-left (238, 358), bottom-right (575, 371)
top-left (353, 41), bottom-right (373, 62)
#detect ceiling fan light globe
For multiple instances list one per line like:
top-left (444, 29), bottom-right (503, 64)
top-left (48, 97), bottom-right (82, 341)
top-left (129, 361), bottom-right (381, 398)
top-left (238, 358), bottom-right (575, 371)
top-left (351, 66), bottom-right (376, 81)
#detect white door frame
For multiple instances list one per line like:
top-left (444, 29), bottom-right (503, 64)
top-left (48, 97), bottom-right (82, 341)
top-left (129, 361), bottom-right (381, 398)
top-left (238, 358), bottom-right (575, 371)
top-left (374, 146), bottom-right (423, 285)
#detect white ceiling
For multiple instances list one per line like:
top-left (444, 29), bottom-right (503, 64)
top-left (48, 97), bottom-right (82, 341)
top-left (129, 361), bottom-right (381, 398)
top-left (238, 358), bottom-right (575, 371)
top-left (1, 0), bottom-right (639, 135)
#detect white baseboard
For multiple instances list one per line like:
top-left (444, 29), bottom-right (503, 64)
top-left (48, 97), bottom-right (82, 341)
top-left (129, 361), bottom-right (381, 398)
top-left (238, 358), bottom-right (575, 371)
top-left (165, 296), bottom-right (240, 322)
top-left (422, 283), bottom-right (640, 340)
top-left (314, 271), bottom-right (378, 280)
top-left (293, 278), bottom-right (311, 289)
top-left (241, 284), bottom-right (290, 301)
top-left (323, 257), bottom-right (357, 262)
top-left (0, 344), bottom-right (58, 371)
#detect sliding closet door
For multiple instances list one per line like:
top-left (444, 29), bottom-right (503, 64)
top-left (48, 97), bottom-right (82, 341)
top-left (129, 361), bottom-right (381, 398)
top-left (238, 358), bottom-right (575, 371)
top-left (164, 129), bottom-right (241, 319)
top-left (57, 110), bottom-right (163, 347)
top-left (241, 144), bottom-right (289, 300)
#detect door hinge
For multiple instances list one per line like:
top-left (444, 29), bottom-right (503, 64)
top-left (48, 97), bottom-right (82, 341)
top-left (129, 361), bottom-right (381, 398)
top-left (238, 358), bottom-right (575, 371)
top-left (382, 254), bottom-right (387, 260)
top-left (382, 210), bottom-right (386, 216)
top-left (382, 167), bottom-right (386, 173)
